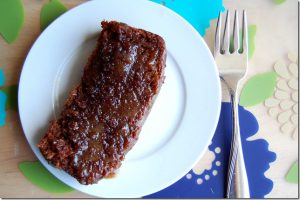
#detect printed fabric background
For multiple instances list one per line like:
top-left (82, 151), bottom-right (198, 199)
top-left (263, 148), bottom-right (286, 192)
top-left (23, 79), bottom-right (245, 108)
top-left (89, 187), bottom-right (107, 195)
top-left (0, 0), bottom-right (298, 198)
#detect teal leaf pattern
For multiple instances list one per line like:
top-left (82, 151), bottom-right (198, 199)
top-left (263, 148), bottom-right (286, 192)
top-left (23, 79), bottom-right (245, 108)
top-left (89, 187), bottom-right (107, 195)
top-left (150, 0), bottom-right (224, 36)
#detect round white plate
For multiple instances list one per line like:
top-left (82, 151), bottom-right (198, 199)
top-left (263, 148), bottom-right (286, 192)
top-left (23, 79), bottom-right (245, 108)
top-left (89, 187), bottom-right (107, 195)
top-left (18, 0), bottom-right (221, 198)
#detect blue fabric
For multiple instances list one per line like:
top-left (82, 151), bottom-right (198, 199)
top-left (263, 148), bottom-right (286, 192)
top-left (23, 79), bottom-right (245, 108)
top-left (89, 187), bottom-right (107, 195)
top-left (0, 68), bottom-right (4, 86)
top-left (0, 68), bottom-right (6, 126)
top-left (150, 0), bottom-right (224, 36)
top-left (0, 91), bottom-right (6, 126)
top-left (145, 103), bottom-right (276, 198)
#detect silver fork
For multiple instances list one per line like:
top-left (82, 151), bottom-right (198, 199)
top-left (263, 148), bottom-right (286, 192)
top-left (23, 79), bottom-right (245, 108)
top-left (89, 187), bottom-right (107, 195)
top-left (214, 10), bottom-right (250, 198)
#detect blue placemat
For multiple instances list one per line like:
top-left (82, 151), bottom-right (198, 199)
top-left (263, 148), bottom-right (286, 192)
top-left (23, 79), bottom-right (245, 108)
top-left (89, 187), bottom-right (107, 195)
top-left (144, 102), bottom-right (276, 198)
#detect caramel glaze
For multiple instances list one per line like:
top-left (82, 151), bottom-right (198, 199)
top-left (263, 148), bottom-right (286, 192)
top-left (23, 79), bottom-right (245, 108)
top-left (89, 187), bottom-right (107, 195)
top-left (38, 21), bottom-right (166, 185)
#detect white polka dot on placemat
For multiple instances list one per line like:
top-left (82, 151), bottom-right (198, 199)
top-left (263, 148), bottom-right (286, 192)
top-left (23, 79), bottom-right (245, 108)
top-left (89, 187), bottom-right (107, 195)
top-left (197, 178), bottom-right (203, 185)
top-left (212, 170), bottom-right (218, 176)
top-left (214, 147), bottom-right (221, 154)
top-left (186, 173), bottom-right (192, 179)
top-left (204, 175), bottom-right (210, 180)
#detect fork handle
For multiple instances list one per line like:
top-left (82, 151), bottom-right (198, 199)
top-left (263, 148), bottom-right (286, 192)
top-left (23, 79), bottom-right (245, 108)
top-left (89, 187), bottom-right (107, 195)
top-left (226, 91), bottom-right (250, 198)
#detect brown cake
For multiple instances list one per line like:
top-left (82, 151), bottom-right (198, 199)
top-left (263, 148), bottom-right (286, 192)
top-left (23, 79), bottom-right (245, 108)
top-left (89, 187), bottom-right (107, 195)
top-left (38, 21), bottom-right (166, 185)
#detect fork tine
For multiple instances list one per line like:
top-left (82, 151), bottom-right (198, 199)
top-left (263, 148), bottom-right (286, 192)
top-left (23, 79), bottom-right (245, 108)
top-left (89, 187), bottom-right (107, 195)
top-left (242, 10), bottom-right (248, 54)
top-left (221, 10), bottom-right (230, 54)
top-left (233, 10), bottom-right (239, 53)
top-left (214, 11), bottom-right (222, 56)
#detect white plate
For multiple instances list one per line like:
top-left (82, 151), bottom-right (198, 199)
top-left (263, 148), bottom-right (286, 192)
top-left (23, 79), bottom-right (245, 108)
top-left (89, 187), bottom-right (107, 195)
top-left (18, 0), bottom-right (221, 198)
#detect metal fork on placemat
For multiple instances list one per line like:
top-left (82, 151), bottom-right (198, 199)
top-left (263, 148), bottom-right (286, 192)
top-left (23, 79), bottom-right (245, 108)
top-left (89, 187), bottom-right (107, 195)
top-left (214, 10), bottom-right (250, 198)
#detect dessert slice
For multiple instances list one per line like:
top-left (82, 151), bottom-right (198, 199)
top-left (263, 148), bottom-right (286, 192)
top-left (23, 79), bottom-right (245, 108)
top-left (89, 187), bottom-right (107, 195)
top-left (38, 21), bottom-right (166, 185)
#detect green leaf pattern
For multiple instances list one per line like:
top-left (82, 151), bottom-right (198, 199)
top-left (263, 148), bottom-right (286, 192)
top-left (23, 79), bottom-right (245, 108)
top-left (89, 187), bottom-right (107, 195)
top-left (19, 161), bottom-right (74, 193)
top-left (0, 0), bottom-right (24, 43)
top-left (40, 0), bottom-right (67, 31)
top-left (240, 72), bottom-right (277, 107)
top-left (285, 161), bottom-right (298, 184)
